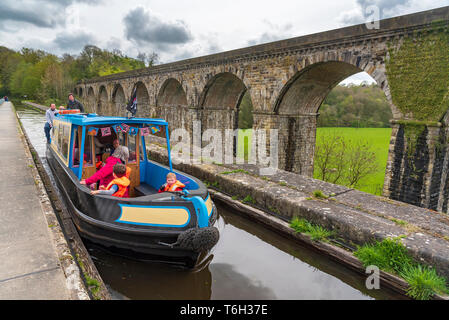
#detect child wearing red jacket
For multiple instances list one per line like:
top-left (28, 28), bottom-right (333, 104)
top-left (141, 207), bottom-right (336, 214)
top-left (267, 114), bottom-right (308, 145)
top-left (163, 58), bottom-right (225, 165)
top-left (80, 146), bottom-right (128, 189)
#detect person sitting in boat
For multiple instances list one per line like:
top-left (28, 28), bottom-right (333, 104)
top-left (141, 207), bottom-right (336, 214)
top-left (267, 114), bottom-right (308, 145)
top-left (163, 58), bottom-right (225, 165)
top-left (110, 138), bottom-right (120, 155)
top-left (90, 164), bottom-right (130, 198)
top-left (158, 172), bottom-right (185, 193)
top-left (80, 145), bottom-right (129, 189)
top-left (96, 138), bottom-right (121, 169)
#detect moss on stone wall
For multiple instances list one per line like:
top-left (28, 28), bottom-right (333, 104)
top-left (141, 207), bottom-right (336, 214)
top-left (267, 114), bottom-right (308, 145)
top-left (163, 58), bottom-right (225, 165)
top-left (402, 122), bottom-right (427, 156)
top-left (386, 24), bottom-right (449, 122)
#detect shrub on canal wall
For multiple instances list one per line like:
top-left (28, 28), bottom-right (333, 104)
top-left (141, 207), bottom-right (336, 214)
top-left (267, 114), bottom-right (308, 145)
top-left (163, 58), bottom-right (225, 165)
top-left (289, 216), bottom-right (449, 300)
top-left (290, 217), bottom-right (335, 242)
top-left (354, 238), bottom-right (449, 300)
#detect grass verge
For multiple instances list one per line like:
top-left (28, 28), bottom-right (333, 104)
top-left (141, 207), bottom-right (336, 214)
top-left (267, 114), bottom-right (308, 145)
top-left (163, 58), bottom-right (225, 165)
top-left (290, 217), bottom-right (334, 242)
top-left (354, 237), bottom-right (449, 300)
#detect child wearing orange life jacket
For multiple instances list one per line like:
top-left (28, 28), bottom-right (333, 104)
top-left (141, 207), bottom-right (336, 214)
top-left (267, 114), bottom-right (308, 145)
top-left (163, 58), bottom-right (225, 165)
top-left (91, 164), bottom-right (130, 198)
top-left (158, 172), bottom-right (185, 193)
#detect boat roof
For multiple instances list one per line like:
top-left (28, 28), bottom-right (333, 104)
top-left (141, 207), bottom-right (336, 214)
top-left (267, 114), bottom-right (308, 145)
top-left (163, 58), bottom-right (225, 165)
top-left (54, 113), bottom-right (168, 127)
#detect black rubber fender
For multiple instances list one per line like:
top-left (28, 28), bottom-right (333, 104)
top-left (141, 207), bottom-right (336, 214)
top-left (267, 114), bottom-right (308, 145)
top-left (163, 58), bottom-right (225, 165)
top-left (174, 227), bottom-right (220, 252)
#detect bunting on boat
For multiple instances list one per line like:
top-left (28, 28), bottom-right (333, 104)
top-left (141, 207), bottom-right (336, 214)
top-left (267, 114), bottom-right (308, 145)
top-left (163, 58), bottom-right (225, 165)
top-left (129, 126), bottom-right (139, 136)
top-left (88, 127), bottom-right (99, 136)
top-left (112, 124), bottom-right (123, 133)
top-left (101, 127), bottom-right (112, 136)
top-left (150, 125), bottom-right (161, 134)
top-left (87, 124), bottom-right (162, 137)
top-left (121, 123), bottom-right (130, 133)
top-left (140, 127), bottom-right (150, 136)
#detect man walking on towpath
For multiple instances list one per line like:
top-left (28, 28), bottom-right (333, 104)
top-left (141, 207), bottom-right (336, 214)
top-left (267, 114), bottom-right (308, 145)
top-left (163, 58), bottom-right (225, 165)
top-left (44, 103), bottom-right (59, 144)
top-left (67, 93), bottom-right (85, 113)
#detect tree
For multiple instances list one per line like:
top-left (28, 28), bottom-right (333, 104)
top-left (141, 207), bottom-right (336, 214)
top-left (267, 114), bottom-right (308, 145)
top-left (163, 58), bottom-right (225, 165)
top-left (41, 62), bottom-right (64, 101)
top-left (0, 47), bottom-right (23, 96)
top-left (20, 48), bottom-right (47, 64)
top-left (314, 133), bottom-right (347, 184)
top-left (314, 131), bottom-right (379, 188)
top-left (0, 45), bottom-right (154, 100)
top-left (137, 51), bottom-right (159, 67)
top-left (238, 91), bottom-right (253, 129)
top-left (345, 140), bottom-right (379, 188)
top-left (317, 84), bottom-right (393, 128)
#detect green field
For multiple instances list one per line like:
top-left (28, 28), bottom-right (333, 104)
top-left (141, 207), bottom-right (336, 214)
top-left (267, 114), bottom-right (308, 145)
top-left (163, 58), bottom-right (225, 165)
top-left (237, 127), bottom-right (391, 196)
top-left (314, 127), bottom-right (392, 195)
top-left (236, 129), bottom-right (253, 161)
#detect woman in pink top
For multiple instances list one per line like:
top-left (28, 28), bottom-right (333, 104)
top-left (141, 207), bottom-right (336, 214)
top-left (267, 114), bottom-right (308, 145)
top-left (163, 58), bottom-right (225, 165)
top-left (80, 146), bottom-right (129, 189)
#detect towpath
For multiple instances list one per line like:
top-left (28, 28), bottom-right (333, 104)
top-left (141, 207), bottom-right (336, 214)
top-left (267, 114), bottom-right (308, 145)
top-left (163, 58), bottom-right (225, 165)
top-left (0, 101), bottom-right (87, 299)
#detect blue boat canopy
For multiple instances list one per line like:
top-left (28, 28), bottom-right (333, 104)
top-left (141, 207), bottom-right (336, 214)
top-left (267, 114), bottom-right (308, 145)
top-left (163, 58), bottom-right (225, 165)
top-left (50, 112), bottom-right (175, 181)
top-left (55, 113), bottom-right (169, 127)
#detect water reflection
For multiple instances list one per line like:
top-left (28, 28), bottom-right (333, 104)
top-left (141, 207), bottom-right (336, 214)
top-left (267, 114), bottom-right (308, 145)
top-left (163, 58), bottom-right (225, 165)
top-left (15, 102), bottom-right (404, 300)
top-left (210, 263), bottom-right (277, 299)
top-left (89, 246), bottom-right (213, 300)
top-left (88, 208), bottom-right (403, 300)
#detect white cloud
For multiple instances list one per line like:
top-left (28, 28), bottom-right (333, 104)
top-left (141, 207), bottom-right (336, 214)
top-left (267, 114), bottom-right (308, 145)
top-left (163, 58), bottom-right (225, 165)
top-left (339, 0), bottom-right (449, 26)
top-left (247, 21), bottom-right (295, 46)
top-left (339, 72), bottom-right (376, 85)
top-left (123, 7), bottom-right (193, 52)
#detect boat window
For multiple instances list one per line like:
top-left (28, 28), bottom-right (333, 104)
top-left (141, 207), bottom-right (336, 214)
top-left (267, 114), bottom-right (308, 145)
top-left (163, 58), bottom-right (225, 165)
top-left (73, 131), bottom-right (80, 166)
top-left (139, 137), bottom-right (144, 161)
top-left (94, 127), bottom-right (117, 158)
top-left (58, 123), bottom-right (64, 154)
top-left (50, 120), bottom-right (71, 164)
top-left (128, 134), bottom-right (137, 163)
top-left (118, 132), bottom-right (126, 147)
top-left (83, 134), bottom-right (93, 167)
top-left (61, 124), bottom-right (70, 161)
top-left (51, 122), bottom-right (59, 151)
top-left (143, 124), bottom-right (166, 157)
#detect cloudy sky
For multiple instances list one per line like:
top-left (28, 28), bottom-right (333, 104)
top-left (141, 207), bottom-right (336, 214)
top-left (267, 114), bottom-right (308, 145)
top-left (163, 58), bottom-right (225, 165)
top-left (1, 0), bottom-right (448, 83)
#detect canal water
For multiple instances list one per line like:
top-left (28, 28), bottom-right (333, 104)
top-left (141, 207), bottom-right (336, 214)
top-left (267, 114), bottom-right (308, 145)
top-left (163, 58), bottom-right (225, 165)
top-left (14, 102), bottom-right (404, 300)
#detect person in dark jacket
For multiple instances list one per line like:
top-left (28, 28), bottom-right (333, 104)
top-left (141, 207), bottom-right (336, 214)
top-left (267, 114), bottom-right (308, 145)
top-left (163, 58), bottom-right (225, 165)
top-left (67, 93), bottom-right (84, 113)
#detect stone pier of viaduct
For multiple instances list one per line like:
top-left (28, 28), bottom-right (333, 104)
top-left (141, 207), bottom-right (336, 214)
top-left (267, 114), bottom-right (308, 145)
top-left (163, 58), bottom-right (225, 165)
top-left (75, 7), bottom-right (449, 212)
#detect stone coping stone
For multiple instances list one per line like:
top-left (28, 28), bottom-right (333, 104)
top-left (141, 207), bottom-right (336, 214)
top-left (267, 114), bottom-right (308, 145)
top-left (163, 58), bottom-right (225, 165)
top-left (223, 162), bottom-right (449, 240)
top-left (220, 162), bottom-right (351, 195)
top-left (335, 189), bottom-right (449, 240)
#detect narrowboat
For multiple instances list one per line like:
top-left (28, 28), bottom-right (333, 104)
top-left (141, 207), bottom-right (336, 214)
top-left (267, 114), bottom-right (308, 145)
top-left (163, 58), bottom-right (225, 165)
top-left (46, 110), bottom-right (219, 267)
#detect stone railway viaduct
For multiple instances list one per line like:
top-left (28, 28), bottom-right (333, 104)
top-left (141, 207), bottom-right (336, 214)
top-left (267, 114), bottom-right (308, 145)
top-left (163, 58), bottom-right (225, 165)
top-left (75, 7), bottom-right (449, 212)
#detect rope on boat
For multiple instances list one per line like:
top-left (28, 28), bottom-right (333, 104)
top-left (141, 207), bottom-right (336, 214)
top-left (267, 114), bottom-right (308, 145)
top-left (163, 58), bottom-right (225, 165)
top-left (174, 227), bottom-right (220, 252)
